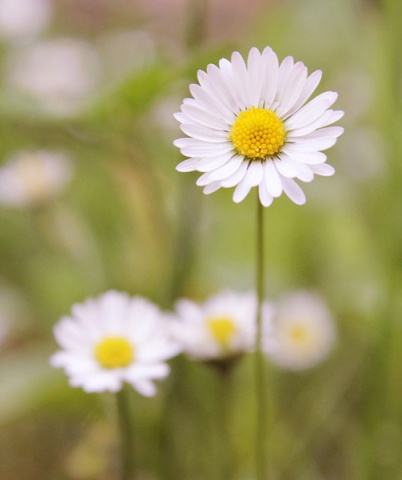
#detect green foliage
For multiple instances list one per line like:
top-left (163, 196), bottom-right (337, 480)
top-left (0, 0), bottom-right (401, 479)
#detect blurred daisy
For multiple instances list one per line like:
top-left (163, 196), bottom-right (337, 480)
top-left (264, 292), bottom-right (336, 370)
top-left (172, 290), bottom-right (257, 361)
top-left (0, 150), bottom-right (73, 208)
top-left (6, 38), bottom-right (100, 116)
top-left (50, 291), bottom-right (180, 396)
top-left (0, 0), bottom-right (51, 41)
top-left (174, 46), bottom-right (344, 206)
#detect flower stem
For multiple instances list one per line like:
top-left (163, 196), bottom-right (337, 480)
top-left (255, 195), bottom-right (268, 480)
top-left (116, 387), bottom-right (135, 480)
top-left (215, 364), bottom-right (236, 480)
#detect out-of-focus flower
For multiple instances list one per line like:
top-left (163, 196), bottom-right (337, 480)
top-left (0, 150), bottom-right (73, 208)
top-left (172, 290), bottom-right (257, 361)
top-left (0, 0), bottom-right (52, 41)
top-left (50, 291), bottom-right (180, 396)
top-left (174, 46), bottom-right (343, 206)
top-left (6, 38), bottom-right (100, 116)
top-left (264, 292), bottom-right (336, 370)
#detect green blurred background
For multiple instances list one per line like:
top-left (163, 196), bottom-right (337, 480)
top-left (0, 0), bottom-right (401, 479)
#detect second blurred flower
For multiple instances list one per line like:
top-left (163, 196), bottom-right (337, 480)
top-left (172, 290), bottom-right (257, 362)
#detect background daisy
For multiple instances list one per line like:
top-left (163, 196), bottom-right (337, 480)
top-left (264, 291), bottom-right (336, 370)
top-left (172, 290), bottom-right (257, 361)
top-left (50, 291), bottom-right (180, 396)
top-left (174, 46), bottom-right (344, 206)
top-left (0, 150), bottom-right (73, 208)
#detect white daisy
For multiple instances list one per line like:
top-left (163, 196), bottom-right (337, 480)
top-left (0, 150), bottom-right (73, 208)
top-left (172, 290), bottom-right (257, 361)
top-left (0, 0), bottom-right (52, 41)
top-left (264, 291), bottom-right (336, 370)
top-left (174, 46), bottom-right (344, 206)
top-left (6, 38), bottom-right (100, 116)
top-left (50, 291), bottom-right (181, 396)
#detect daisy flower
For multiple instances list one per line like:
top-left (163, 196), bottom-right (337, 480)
top-left (50, 291), bottom-right (180, 396)
top-left (6, 37), bottom-right (100, 116)
top-left (174, 46), bottom-right (344, 206)
top-left (0, 150), bottom-right (73, 208)
top-left (172, 290), bottom-right (257, 361)
top-left (264, 291), bottom-right (336, 370)
top-left (0, 0), bottom-right (52, 41)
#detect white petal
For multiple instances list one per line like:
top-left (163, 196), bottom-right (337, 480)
top-left (173, 137), bottom-right (229, 150)
top-left (258, 181), bottom-right (274, 207)
top-left (206, 63), bottom-right (241, 113)
top-left (261, 48), bottom-right (279, 108)
top-left (231, 51), bottom-right (252, 108)
top-left (53, 317), bottom-right (88, 351)
top-left (220, 159), bottom-right (248, 187)
top-left (300, 126), bottom-right (344, 140)
top-left (174, 112), bottom-right (187, 124)
top-left (281, 147), bottom-right (327, 164)
top-left (176, 142), bottom-right (233, 158)
top-left (285, 92), bottom-right (338, 130)
top-left (203, 181), bottom-right (222, 194)
top-left (271, 56), bottom-right (294, 110)
top-left (276, 62), bottom-right (308, 117)
top-left (264, 161), bottom-right (283, 197)
top-left (208, 154), bottom-right (244, 181)
top-left (174, 298), bottom-right (202, 321)
top-left (130, 380), bottom-right (157, 397)
top-left (180, 104), bottom-right (228, 130)
top-left (281, 177), bottom-right (306, 205)
top-left (247, 47), bottom-right (263, 106)
top-left (244, 161), bottom-right (264, 186)
top-left (284, 69), bottom-right (322, 118)
top-left (309, 163), bottom-right (335, 176)
top-left (218, 58), bottom-right (244, 109)
top-left (287, 109), bottom-right (343, 137)
top-left (289, 136), bottom-right (338, 151)
top-left (180, 124), bottom-right (228, 143)
top-left (273, 157), bottom-right (297, 178)
top-left (126, 363), bottom-right (170, 381)
top-left (80, 372), bottom-right (123, 393)
top-left (196, 171), bottom-right (215, 186)
top-left (176, 157), bottom-right (200, 172)
top-left (233, 177), bottom-right (252, 203)
top-left (189, 83), bottom-right (234, 123)
top-left (195, 152), bottom-right (235, 172)
top-left (275, 154), bottom-right (314, 182)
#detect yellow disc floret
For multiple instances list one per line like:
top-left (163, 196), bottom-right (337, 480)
top-left (230, 107), bottom-right (286, 159)
top-left (95, 336), bottom-right (134, 369)
top-left (287, 324), bottom-right (311, 349)
top-left (207, 316), bottom-right (237, 348)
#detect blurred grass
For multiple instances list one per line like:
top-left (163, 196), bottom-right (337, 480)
top-left (0, 0), bottom-right (402, 479)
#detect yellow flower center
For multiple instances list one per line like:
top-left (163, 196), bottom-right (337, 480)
top-left (288, 325), bottom-right (311, 348)
top-left (207, 316), bottom-right (237, 347)
top-left (230, 107), bottom-right (286, 159)
top-left (95, 337), bottom-right (134, 369)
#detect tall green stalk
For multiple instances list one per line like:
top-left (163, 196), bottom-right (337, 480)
top-left (255, 196), bottom-right (268, 480)
top-left (214, 363), bottom-right (236, 480)
top-left (116, 387), bottom-right (135, 480)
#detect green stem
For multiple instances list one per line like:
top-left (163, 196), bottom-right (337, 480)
top-left (116, 387), bottom-right (135, 480)
top-left (255, 196), bottom-right (268, 480)
top-left (216, 366), bottom-right (235, 480)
